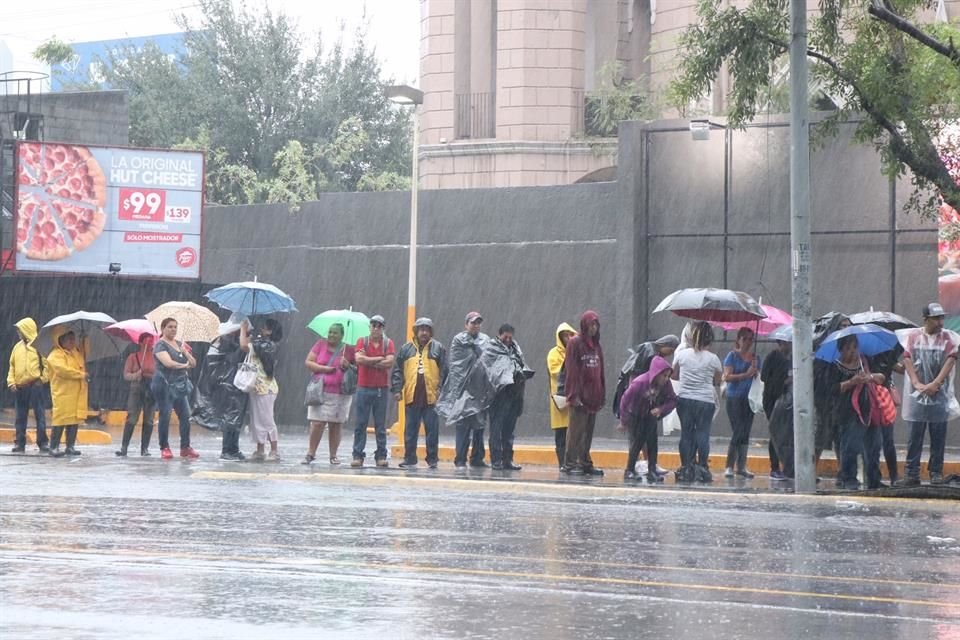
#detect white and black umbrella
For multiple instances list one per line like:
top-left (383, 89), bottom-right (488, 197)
top-left (653, 288), bottom-right (767, 323)
top-left (849, 309), bottom-right (918, 331)
top-left (36, 310), bottom-right (123, 361)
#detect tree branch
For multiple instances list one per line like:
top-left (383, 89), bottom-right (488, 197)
top-left (867, 0), bottom-right (960, 70)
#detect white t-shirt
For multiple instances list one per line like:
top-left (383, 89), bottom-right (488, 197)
top-left (673, 347), bottom-right (723, 405)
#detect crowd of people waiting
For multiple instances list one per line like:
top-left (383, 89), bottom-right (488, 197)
top-left (5, 301), bottom-right (956, 490)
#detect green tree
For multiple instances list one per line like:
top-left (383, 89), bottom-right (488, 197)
top-left (671, 0), bottom-right (960, 216)
top-left (32, 37), bottom-right (74, 65)
top-left (90, 0), bottom-right (410, 203)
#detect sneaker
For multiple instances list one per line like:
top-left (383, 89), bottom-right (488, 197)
top-left (427, 461), bottom-right (438, 469)
top-left (64, 447), bottom-right (81, 457)
top-left (399, 461), bottom-right (418, 469)
top-left (736, 469), bottom-right (755, 479)
top-left (503, 462), bottom-right (522, 471)
top-left (350, 458), bottom-right (363, 468)
top-left (301, 454), bottom-right (316, 465)
top-left (161, 448), bottom-right (174, 460)
top-left (645, 472), bottom-right (661, 484)
top-left (376, 459), bottom-right (389, 468)
top-left (220, 452), bottom-right (244, 461)
top-left (10, 445), bottom-right (25, 453)
top-left (491, 462), bottom-right (504, 470)
top-left (454, 462), bottom-right (467, 469)
top-left (49, 448), bottom-right (65, 458)
top-left (584, 467), bottom-right (604, 477)
top-left (724, 467), bottom-right (735, 478)
top-left (770, 470), bottom-right (785, 480)
top-left (930, 472), bottom-right (944, 485)
top-left (470, 461), bottom-right (489, 469)
top-left (141, 450), bottom-right (152, 457)
top-left (115, 449), bottom-right (128, 457)
top-left (266, 452), bottom-right (280, 463)
top-left (38, 445), bottom-right (50, 453)
top-left (624, 470), bottom-right (638, 481)
top-left (566, 467), bottom-right (585, 476)
top-left (180, 447), bottom-right (200, 459)
top-left (897, 477), bottom-right (921, 487)
top-left (655, 465), bottom-right (669, 476)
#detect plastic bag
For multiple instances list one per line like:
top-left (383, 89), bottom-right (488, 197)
top-left (662, 380), bottom-right (682, 435)
top-left (748, 377), bottom-right (764, 414)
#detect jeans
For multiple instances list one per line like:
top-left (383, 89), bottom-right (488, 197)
top-left (403, 404), bottom-right (440, 465)
top-left (352, 387), bottom-right (389, 461)
top-left (724, 395), bottom-right (755, 470)
top-left (152, 378), bottom-right (192, 450)
top-left (880, 425), bottom-right (898, 481)
top-left (905, 421), bottom-right (947, 479)
top-left (626, 414), bottom-right (658, 474)
top-left (563, 407), bottom-right (598, 471)
top-left (14, 383), bottom-right (47, 448)
top-left (554, 428), bottom-right (567, 468)
top-left (839, 419), bottom-right (882, 489)
top-left (454, 414), bottom-right (486, 466)
top-left (488, 390), bottom-right (522, 466)
top-left (677, 398), bottom-right (714, 468)
top-left (121, 381), bottom-right (154, 453)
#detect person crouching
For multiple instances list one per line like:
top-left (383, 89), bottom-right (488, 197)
top-left (618, 356), bottom-right (677, 484)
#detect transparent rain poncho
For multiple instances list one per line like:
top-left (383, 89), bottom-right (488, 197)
top-left (897, 328), bottom-right (960, 423)
top-left (436, 331), bottom-right (495, 424)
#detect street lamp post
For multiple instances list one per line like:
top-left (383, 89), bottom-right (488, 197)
top-left (385, 84), bottom-right (424, 444)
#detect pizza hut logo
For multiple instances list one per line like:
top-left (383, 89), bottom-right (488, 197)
top-left (176, 247), bottom-right (197, 268)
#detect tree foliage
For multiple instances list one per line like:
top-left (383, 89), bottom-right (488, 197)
top-left (32, 37), bottom-right (74, 66)
top-left (83, 0), bottom-right (411, 204)
top-left (671, 0), bottom-right (960, 217)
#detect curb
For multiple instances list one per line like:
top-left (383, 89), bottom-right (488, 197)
top-left (388, 444), bottom-right (960, 477)
top-left (0, 427), bottom-right (112, 445)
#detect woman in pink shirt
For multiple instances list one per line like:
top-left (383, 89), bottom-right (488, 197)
top-left (302, 323), bottom-right (356, 465)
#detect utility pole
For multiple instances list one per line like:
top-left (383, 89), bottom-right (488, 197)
top-left (790, 0), bottom-right (815, 493)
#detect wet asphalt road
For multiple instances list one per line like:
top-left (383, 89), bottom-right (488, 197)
top-left (1, 439), bottom-right (959, 639)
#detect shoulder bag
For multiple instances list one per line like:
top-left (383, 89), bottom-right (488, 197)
top-left (304, 343), bottom-right (344, 407)
top-left (233, 348), bottom-right (258, 393)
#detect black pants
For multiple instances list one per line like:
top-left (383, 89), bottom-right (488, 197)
top-left (488, 391), bottom-right (522, 466)
top-left (50, 425), bottom-right (78, 450)
top-left (454, 414), bottom-right (486, 466)
top-left (121, 382), bottom-right (154, 454)
top-left (725, 396), bottom-right (755, 470)
top-left (626, 415), bottom-right (658, 474)
top-left (880, 426), bottom-right (898, 481)
top-left (554, 428), bottom-right (567, 468)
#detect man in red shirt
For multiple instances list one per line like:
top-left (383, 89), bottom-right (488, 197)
top-left (116, 334), bottom-right (157, 457)
top-left (351, 315), bottom-right (396, 467)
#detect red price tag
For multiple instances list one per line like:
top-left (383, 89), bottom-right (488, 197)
top-left (119, 188), bottom-right (166, 222)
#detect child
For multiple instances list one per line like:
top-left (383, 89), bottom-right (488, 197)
top-left (619, 355), bottom-right (677, 484)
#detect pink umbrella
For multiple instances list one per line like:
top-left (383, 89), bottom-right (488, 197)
top-left (105, 319), bottom-right (158, 344)
top-left (713, 304), bottom-right (792, 336)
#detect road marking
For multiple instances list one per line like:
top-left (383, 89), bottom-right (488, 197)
top-left (191, 469), bottom-right (960, 509)
top-left (1, 542), bottom-right (957, 611)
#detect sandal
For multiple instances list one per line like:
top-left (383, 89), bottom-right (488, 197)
top-left (329, 456), bottom-right (341, 466)
top-left (301, 454), bottom-right (315, 465)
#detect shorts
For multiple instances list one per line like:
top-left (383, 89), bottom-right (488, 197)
top-left (307, 392), bottom-right (353, 424)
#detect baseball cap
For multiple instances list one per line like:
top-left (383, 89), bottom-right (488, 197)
top-left (414, 317), bottom-right (434, 329)
top-left (370, 314), bottom-right (385, 326)
top-left (923, 302), bottom-right (945, 318)
top-left (465, 311), bottom-right (483, 324)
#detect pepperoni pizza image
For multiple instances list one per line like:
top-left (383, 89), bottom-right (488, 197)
top-left (15, 143), bottom-right (107, 261)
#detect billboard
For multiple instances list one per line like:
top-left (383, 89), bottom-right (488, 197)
top-left (938, 124), bottom-right (960, 331)
top-left (14, 142), bottom-right (203, 279)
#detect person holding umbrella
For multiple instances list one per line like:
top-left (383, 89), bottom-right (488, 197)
top-left (46, 328), bottom-right (89, 457)
top-left (240, 318), bottom-right (283, 462)
top-left (722, 327), bottom-right (760, 479)
top-left (116, 333), bottom-right (156, 457)
top-left (7, 317), bottom-right (49, 453)
top-left (303, 323), bottom-right (356, 465)
top-left (152, 318), bottom-right (199, 460)
top-left (671, 321), bottom-right (723, 482)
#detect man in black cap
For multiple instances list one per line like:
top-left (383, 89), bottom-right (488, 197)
top-left (899, 303), bottom-right (957, 486)
top-left (351, 314), bottom-right (395, 467)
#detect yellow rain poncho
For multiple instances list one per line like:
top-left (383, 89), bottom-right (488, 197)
top-left (547, 322), bottom-right (577, 429)
top-left (46, 326), bottom-right (89, 427)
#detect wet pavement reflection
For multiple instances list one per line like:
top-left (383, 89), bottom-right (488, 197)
top-left (1, 438), bottom-right (959, 639)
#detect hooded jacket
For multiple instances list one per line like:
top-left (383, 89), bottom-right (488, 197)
top-left (619, 356), bottom-right (677, 427)
top-left (564, 311), bottom-right (605, 413)
top-left (547, 322), bottom-right (576, 429)
top-left (7, 317), bottom-right (48, 388)
top-left (46, 326), bottom-right (89, 427)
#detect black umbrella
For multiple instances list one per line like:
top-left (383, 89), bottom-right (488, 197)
top-left (652, 288), bottom-right (767, 323)
top-left (849, 310), bottom-right (918, 331)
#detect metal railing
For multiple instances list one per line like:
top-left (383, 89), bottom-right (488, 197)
top-left (454, 92), bottom-right (496, 139)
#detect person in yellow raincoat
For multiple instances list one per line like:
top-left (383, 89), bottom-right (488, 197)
top-left (547, 322), bottom-right (577, 469)
top-left (45, 326), bottom-right (89, 457)
top-left (7, 317), bottom-right (50, 452)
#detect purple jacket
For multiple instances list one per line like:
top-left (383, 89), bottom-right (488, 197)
top-left (619, 356), bottom-right (677, 425)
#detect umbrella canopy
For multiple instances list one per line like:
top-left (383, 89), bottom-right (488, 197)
top-left (205, 281), bottom-right (297, 316)
top-left (848, 310), bottom-right (918, 332)
top-left (714, 303), bottom-right (792, 336)
top-left (814, 323), bottom-right (900, 361)
top-left (307, 309), bottom-right (370, 345)
top-left (767, 325), bottom-right (793, 342)
top-left (104, 319), bottom-right (158, 344)
top-left (653, 288), bottom-right (767, 323)
top-left (36, 311), bottom-right (122, 361)
top-left (145, 301), bottom-right (220, 343)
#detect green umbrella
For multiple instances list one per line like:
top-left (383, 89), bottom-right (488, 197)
top-left (307, 309), bottom-right (370, 345)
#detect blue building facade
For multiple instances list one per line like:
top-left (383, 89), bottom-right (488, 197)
top-left (51, 33), bottom-right (187, 91)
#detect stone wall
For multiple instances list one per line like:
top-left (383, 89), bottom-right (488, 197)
top-left (0, 90), bottom-right (129, 147)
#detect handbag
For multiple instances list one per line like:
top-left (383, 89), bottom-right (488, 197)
top-left (869, 384), bottom-right (897, 427)
top-left (233, 349), bottom-right (258, 393)
top-left (341, 364), bottom-right (358, 395)
top-left (304, 342), bottom-right (344, 407)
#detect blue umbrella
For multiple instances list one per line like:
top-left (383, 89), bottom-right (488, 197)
top-left (205, 281), bottom-right (297, 316)
top-left (814, 323), bottom-right (899, 361)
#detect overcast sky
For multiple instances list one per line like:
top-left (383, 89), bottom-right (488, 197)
top-left (0, 0), bottom-right (421, 83)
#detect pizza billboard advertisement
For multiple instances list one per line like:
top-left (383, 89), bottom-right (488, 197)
top-left (938, 123), bottom-right (960, 332)
top-left (13, 142), bottom-right (204, 279)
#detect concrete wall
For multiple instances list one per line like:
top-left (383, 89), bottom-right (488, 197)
top-left (0, 90), bottom-right (129, 146)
